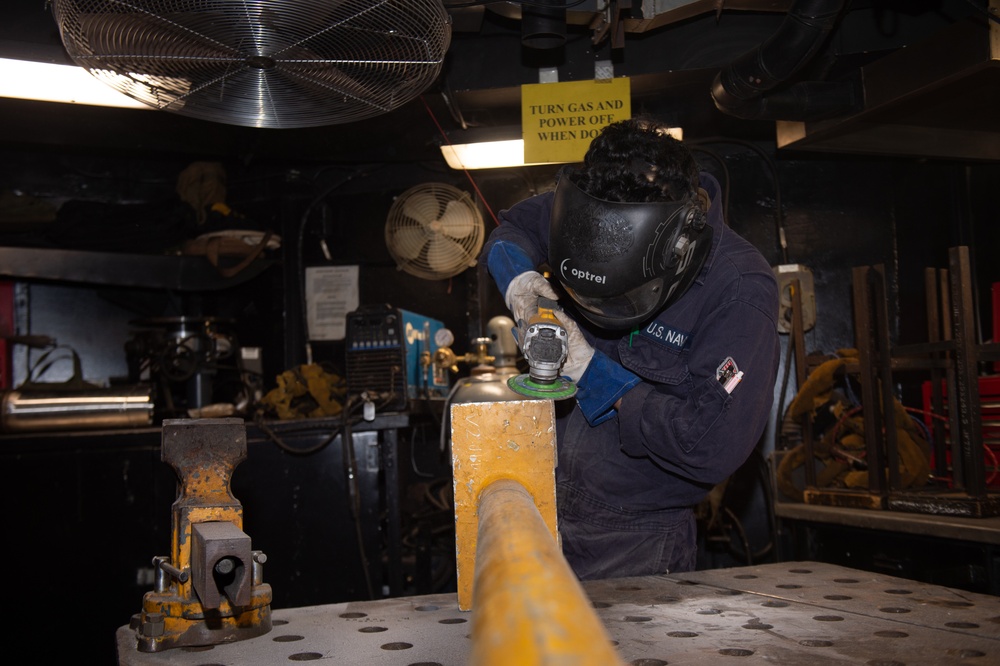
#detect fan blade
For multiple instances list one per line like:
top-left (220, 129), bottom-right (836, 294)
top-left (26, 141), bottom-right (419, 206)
top-left (53, 0), bottom-right (451, 128)
top-left (401, 191), bottom-right (443, 227)
top-left (280, 61), bottom-right (393, 114)
top-left (426, 235), bottom-right (469, 276)
top-left (438, 200), bottom-right (479, 239)
top-left (391, 226), bottom-right (428, 261)
top-left (74, 12), bottom-right (242, 63)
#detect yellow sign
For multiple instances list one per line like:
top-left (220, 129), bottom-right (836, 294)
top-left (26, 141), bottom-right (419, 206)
top-left (521, 77), bottom-right (631, 165)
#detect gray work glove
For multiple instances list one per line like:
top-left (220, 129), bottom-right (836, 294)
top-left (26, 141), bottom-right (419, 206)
top-left (504, 271), bottom-right (559, 326)
top-left (550, 306), bottom-right (595, 383)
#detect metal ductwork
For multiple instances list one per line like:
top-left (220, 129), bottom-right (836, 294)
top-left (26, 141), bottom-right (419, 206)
top-left (777, 0), bottom-right (1000, 161)
top-left (486, 1), bottom-right (794, 35)
top-left (522, 0), bottom-right (567, 50)
top-left (710, 0), bottom-right (854, 121)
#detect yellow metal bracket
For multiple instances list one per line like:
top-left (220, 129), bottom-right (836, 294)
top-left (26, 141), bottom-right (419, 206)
top-left (451, 400), bottom-right (624, 665)
top-left (451, 399), bottom-right (559, 611)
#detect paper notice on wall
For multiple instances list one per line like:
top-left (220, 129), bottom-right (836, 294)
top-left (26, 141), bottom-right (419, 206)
top-left (305, 265), bottom-right (359, 341)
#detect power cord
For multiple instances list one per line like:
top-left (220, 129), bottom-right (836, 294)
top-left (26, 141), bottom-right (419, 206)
top-left (341, 409), bottom-right (376, 600)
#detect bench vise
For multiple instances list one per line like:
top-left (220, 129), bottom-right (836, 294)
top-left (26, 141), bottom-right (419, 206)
top-left (131, 418), bottom-right (273, 652)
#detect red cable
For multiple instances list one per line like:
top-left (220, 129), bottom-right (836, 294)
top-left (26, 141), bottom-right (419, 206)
top-left (420, 95), bottom-right (501, 227)
top-left (903, 405), bottom-right (999, 487)
top-left (984, 444), bottom-right (999, 486)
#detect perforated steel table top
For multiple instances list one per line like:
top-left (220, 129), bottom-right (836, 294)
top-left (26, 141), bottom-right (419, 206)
top-left (117, 561), bottom-right (1000, 665)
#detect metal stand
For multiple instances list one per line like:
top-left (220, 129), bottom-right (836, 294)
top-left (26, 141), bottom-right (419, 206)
top-left (798, 246), bottom-right (1000, 517)
top-left (888, 247), bottom-right (1000, 516)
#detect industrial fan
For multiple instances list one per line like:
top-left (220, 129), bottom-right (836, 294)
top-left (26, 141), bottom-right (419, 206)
top-left (385, 183), bottom-right (485, 280)
top-left (50, 0), bottom-right (451, 128)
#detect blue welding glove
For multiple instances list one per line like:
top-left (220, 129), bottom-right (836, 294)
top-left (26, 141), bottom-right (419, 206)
top-left (551, 306), bottom-right (638, 425)
top-left (487, 241), bottom-right (536, 299)
top-left (573, 350), bottom-right (641, 425)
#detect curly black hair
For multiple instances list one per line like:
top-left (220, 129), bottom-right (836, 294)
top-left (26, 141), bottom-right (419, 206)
top-left (569, 118), bottom-right (698, 203)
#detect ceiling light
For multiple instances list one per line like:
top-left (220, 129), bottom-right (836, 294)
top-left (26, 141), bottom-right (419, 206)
top-left (0, 58), bottom-right (150, 110)
top-left (440, 126), bottom-right (566, 170)
top-left (442, 139), bottom-right (564, 170)
top-left (440, 125), bottom-right (684, 170)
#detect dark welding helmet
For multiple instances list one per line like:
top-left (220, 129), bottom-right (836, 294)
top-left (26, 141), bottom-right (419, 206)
top-left (549, 176), bottom-right (713, 330)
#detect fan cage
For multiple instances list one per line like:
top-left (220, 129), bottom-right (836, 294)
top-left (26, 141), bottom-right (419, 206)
top-left (51, 0), bottom-right (452, 128)
top-left (385, 183), bottom-right (485, 281)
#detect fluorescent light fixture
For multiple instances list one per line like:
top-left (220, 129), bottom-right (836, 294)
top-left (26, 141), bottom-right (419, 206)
top-left (440, 125), bottom-right (684, 170)
top-left (443, 139), bottom-right (542, 170)
top-left (0, 57), bottom-right (150, 110)
top-left (440, 125), bottom-right (564, 170)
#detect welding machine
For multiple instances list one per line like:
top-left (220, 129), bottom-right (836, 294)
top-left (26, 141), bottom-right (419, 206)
top-left (345, 304), bottom-right (451, 412)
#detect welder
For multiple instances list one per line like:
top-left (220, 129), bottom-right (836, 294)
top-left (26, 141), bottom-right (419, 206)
top-left (482, 117), bottom-right (780, 579)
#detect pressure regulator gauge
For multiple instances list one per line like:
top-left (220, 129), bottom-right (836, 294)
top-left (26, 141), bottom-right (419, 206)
top-left (434, 327), bottom-right (455, 348)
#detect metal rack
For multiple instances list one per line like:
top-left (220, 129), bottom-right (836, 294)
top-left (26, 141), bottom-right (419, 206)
top-left (793, 246), bottom-right (1000, 517)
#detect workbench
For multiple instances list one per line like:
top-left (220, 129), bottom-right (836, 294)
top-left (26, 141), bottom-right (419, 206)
top-left (774, 501), bottom-right (1000, 595)
top-left (0, 414), bottom-right (419, 662)
top-left (116, 561), bottom-right (999, 665)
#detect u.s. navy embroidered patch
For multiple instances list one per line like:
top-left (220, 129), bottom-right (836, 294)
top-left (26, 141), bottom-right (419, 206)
top-left (638, 322), bottom-right (692, 351)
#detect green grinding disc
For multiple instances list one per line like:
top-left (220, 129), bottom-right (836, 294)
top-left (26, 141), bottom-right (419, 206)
top-left (507, 374), bottom-right (577, 400)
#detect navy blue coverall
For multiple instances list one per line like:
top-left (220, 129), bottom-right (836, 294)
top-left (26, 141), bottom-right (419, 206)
top-left (483, 172), bottom-right (780, 580)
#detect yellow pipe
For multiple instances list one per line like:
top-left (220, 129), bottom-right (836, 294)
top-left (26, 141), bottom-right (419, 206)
top-left (470, 479), bottom-right (625, 666)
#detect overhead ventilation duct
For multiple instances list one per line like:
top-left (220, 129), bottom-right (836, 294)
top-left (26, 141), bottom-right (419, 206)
top-left (776, 1), bottom-right (1000, 161)
top-left (522, 0), bottom-right (567, 50)
top-left (710, 0), bottom-right (855, 122)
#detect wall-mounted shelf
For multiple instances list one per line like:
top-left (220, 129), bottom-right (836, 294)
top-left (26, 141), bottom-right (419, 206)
top-left (0, 245), bottom-right (274, 291)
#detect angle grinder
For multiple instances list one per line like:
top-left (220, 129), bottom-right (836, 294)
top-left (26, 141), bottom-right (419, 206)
top-left (507, 297), bottom-right (578, 400)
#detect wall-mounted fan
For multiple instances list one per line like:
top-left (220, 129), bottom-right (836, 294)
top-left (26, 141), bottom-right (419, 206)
top-left (385, 183), bottom-right (485, 280)
top-left (50, 0), bottom-right (451, 128)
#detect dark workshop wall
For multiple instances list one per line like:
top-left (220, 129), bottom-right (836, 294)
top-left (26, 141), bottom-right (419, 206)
top-left (292, 162), bottom-right (479, 373)
top-left (2, 2), bottom-right (998, 661)
top-left (4, 141), bottom-right (997, 432)
top-left (0, 152), bottom-right (482, 389)
top-left (3, 131), bottom-right (1000, 649)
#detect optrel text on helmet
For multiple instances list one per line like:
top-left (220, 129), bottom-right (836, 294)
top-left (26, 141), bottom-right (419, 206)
top-left (560, 259), bottom-right (607, 284)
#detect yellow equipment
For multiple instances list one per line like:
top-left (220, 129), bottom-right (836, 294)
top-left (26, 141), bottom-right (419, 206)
top-left (451, 400), bottom-right (623, 665)
top-left (131, 418), bottom-right (273, 652)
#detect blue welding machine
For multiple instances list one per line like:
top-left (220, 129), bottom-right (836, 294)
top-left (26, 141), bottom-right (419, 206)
top-left (345, 304), bottom-right (450, 411)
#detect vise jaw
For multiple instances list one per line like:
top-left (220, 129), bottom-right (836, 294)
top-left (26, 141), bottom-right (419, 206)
top-left (132, 418), bottom-right (272, 652)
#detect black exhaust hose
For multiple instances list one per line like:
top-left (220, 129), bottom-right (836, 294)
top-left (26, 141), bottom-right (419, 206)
top-left (711, 0), bottom-right (849, 120)
top-left (753, 79), bottom-right (860, 122)
top-left (522, 0), bottom-right (567, 50)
